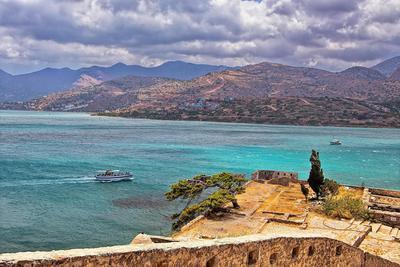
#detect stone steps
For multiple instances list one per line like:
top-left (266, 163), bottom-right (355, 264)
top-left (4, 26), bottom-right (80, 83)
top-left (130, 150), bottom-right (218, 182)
top-left (390, 227), bottom-right (398, 237)
top-left (348, 224), bottom-right (371, 247)
top-left (349, 220), bottom-right (363, 230)
top-left (361, 220), bottom-right (371, 226)
top-left (378, 225), bottom-right (392, 235)
top-left (371, 223), bottom-right (382, 233)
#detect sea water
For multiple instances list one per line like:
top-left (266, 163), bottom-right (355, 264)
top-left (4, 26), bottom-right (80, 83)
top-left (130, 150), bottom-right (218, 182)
top-left (0, 110), bottom-right (399, 253)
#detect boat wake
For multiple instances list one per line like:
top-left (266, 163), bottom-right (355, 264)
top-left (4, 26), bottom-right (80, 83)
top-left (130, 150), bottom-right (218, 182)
top-left (0, 176), bottom-right (96, 187)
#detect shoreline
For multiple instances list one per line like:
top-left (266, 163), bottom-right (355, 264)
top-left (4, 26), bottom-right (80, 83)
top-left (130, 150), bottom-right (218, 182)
top-left (2, 108), bottom-right (400, 129)
top-left (94, 111), bottom-right (400, 129)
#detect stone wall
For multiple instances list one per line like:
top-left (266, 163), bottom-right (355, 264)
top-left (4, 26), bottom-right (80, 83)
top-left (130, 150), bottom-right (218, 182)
top-left (364, 252), bottom-right (400, 267)
top-left (369, 210), bottom-right (400, 227)
top-left (252, 170), bottom-right (298, 184)
top-left (365, 187), bottom-right (400, 227)
top-left (1, 234), bottom-right (397, 267)
top-left (369, 188), bottom-right (400, 198)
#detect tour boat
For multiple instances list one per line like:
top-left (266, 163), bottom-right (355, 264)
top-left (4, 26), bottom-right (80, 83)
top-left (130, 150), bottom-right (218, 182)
top-left (95, 170), bottom-right (133, 182)
top-left (330, 139), bottom-right (342, 145)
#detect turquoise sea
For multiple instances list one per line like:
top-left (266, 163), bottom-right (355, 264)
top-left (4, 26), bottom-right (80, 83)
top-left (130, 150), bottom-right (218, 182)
top-left (0, 110), bottom-right (399, 253)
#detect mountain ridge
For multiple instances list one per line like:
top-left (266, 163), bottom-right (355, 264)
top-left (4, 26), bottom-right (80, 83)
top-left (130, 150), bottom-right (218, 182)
top-left (0, 61), bottom-right (233, 101)
top-left (4, 57), bottom-right (400, 128)
top-left (371, 56), bottom-right (400, 77)
top-left (2, 55), bottom-right (400, 102)
top-left (24, 60), bottom-right (400, 111)
top-left (389, 67), bottom-right (400, 81)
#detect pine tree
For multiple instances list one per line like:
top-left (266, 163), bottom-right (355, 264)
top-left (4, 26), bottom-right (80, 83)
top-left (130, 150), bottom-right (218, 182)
top-left (165, 172), bottom-right (246, 230)
top-left (307, 149), bottom-right (324, 199)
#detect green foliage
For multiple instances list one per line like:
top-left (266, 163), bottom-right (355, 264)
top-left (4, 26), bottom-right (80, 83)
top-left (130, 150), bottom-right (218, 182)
top-left (322, 179), bottom-right (339, 196)
top-left (307, 149), bottom-right (325, 198)
top-left (165, 175), bottom-right (208, 201)
top-left (165, 172), bottom-right (247, 231)
top-left (322, 196), bottom-right (370, 220)
top-left (170, 189), bottom-right (240, 230)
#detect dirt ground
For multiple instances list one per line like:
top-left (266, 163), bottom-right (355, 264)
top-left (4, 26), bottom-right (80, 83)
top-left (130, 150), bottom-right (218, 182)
top-left (174, 180), bottom-right (400, 263)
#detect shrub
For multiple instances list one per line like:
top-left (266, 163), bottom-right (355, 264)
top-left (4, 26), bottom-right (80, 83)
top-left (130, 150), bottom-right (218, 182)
top-left (322, 196), bottom-right (369, 220)
top-left (322, 179), bottom-right (339, 196)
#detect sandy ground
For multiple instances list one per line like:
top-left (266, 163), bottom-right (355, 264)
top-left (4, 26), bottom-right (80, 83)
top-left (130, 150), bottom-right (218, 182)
top-left (174, 180), bottom-right (400, 263)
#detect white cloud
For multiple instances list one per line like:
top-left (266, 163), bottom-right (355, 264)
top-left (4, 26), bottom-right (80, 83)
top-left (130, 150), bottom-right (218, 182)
top-left (0, 0), bottom-right (399, 73)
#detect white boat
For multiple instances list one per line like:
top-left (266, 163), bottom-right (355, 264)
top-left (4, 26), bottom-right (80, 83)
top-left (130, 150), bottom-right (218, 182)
top-left (330, 139), bottom-right (342, 145)
top-left (95, 170), bottom-right (133, 182)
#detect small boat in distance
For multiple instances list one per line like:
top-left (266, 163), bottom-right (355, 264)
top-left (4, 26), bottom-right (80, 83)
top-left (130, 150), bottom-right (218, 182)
top-left (330, 138), bottom-right (342, 145)
top-left (95, 170), bottom-right (133, 182)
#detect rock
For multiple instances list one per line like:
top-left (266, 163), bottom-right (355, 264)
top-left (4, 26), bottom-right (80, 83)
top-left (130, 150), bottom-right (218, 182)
top-left (131, 233), bottom-right (154, 245)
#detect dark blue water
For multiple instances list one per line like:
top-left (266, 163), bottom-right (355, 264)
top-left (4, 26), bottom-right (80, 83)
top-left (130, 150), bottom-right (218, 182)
top-left (0, 110), bottom-right (399, 253)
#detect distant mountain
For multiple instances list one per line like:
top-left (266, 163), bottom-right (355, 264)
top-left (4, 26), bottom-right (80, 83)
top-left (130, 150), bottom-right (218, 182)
top-left (371, 56), bottom-right (400, 77)
top-left (8, 60), bottom-right (400, 128)
top-left (389, 67), bottom-right (400, 81)
top-left (27, 61), bottom-right (400, 112)
top-left (0, 61), bottom-right (231, 101)
top-left (70, 74), bottom-right (102, 90)
top-left (0, 69), bottom-right (12, 78)
top-left (77, 61), bottom-right (230, 81)
top-left (30, 76), bottom-right (173, 111)
top-left (339, 66), bottom-right (386, 81)
top-left (5, 68), bottom-right (82, 101)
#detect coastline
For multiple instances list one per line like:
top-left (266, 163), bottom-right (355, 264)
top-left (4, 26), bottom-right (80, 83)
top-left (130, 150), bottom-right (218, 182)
top-left (2, 108), bottom-right (400, 130)
top-left (94, 111), bottom-right (400, 129)
top-left (2, 106), bottom-right (400, 129)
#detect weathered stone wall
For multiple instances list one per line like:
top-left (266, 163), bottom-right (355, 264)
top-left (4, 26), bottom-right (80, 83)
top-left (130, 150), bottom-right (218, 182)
top-left (252, 170), bottom-right (298, 183)
top-left (365, 187), bottom-right (400, 227)
top-left (369, 188), bottom-right (400, 198)
top-left (369, 210), bottom-right (400, 227)
top-left (1, 234), bottom-right (397, 267)
top-left (364, 252), bottom-right (400, 267)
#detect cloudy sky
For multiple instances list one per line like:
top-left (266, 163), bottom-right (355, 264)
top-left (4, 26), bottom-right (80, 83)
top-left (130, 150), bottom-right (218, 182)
top-left (0, 0), bottom-right (399, 74)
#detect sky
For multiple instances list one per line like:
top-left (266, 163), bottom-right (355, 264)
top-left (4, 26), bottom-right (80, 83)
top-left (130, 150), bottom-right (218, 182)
top-left (0, 0), bottom-right (399, 74)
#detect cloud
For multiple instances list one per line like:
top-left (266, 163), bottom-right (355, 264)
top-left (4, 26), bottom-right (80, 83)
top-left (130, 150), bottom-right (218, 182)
top-left (0, 0), bottom-right (399, 74)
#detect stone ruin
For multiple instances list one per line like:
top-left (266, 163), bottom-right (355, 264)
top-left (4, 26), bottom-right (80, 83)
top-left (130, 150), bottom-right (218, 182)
top-left (363, 187), bottom-right (400, 228)
top-left (252, 170), bottom-right (298, 186)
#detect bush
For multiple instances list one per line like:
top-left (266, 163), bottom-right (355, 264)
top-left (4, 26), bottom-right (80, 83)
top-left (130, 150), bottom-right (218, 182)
top-left (322, 196), bottom-right (369, 220)
top-left (322, 179), bottom-right (339, 196)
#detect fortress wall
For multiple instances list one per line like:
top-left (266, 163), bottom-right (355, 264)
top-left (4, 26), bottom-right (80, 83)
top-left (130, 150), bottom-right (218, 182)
top-left (2, 234), bottom-right (390, 267)
top-left (364, 252), bottom-right (400, 267)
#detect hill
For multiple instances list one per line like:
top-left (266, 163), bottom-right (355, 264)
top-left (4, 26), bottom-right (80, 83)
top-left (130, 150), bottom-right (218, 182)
top-left (29, 76), bottom-right (173, 112)
top-left (13, 60), bottom-right (400, 128)
top-left (0, 69), bottom-right (12, 78)
top-left (0, 61), bottom-right (231, 101)
top-left (122, 62), bottom-right (400, 103)
top-left (371, 56), bottom-right (400, 77)
top-left (339, 66), bottom-right (386, 81)
top-left (389, 67), bottom-right (400, 81)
